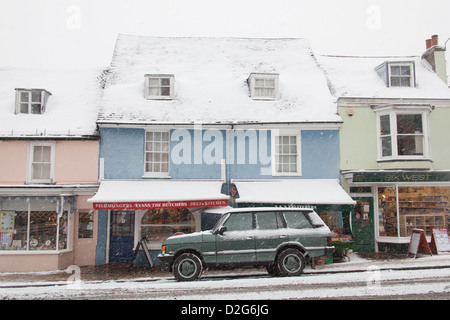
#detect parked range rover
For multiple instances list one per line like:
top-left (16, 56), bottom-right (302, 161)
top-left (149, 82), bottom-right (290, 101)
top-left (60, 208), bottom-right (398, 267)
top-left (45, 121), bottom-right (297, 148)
top-left (158, 207), bottom-right (334, 281)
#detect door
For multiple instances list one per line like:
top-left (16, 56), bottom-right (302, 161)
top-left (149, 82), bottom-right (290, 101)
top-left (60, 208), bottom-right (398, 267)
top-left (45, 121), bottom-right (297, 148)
top-left (353, 198), bottom-right (375, 252)
top-left (215, 212), bottom-right (256, 264)
top-left (109, 211), bottom-right (135, 262)
top-left (254, 211), bottom-right (286, 262)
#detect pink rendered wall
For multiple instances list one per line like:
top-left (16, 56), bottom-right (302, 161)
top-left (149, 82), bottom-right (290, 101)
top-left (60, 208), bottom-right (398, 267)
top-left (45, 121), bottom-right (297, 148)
top-left (54, 140), bottom-right (99, 184)
top-left (0, 140), bottom-right (99, 185)
top-left (0, 141), bottom-right (28, 184)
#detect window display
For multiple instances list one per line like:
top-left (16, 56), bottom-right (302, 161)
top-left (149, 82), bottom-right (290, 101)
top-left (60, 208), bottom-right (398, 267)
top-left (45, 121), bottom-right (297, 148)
top-left (378, 186), bottom-right (449, 238)
top-left (0, 199), bottom-right (71, 251)
top-left (140, 208), bottom-right (195, 249)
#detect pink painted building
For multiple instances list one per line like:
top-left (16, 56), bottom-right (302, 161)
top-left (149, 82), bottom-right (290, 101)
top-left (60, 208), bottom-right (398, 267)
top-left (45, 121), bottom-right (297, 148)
top-left (0, 68), bottom-right (102, 272)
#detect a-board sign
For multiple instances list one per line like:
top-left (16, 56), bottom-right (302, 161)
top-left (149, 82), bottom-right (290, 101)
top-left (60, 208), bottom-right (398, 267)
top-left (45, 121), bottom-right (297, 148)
top-left (407, 229), bottom-right (432, 258)
top-left (430, 228), bottom-right (450, 255)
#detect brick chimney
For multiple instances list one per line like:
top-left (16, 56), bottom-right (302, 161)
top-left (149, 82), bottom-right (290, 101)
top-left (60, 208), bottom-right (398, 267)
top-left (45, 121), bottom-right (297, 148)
top-left (422, 34), bottom-right (448, 85)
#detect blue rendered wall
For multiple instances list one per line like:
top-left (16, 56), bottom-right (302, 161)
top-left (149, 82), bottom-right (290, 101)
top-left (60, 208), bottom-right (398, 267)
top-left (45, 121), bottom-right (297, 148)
top-left (99, 127), bottom-right (340, 180)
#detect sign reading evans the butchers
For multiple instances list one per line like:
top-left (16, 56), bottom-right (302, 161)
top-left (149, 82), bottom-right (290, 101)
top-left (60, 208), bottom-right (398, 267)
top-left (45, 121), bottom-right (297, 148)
top-left (93, 199), bottom-right (228, 210)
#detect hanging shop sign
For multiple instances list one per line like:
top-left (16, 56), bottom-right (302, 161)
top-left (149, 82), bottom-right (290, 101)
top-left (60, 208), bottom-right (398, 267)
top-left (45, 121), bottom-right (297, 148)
top-left (93, 199), bottom-right (228, 210)
top-left (407, 228), bottom-right (432, 258)
top-left (353, 171), bottom-right (450, 183)
top-left (430, 228), bottom-right (450, 255)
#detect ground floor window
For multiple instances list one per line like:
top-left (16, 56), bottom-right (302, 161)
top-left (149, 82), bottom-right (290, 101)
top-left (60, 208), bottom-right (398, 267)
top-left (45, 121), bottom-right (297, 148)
top-left (378, 186), bottom-right (449, 238)
top-left (318, 210), bottom-right (353, 241)
top-left (140, 208), bottom-right (196, 249)
top-left (0, 198), bottom-right (71, 251)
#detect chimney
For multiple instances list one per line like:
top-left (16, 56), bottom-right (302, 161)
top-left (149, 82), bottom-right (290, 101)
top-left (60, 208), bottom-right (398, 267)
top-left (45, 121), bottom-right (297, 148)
top-left (421, 34), bottom-right (448, 85)
top-left (431, 34), bottom-right (439, 46)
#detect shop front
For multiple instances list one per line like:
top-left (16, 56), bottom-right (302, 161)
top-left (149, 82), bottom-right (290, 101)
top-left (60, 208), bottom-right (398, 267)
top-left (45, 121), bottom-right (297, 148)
top-left (344, 170), bottom-right (450, 253)
top-left (88, 180), bottom-right (229, 266)
top-left (0, 186), bottom-right (98, 272)
top-left (231, 179), bottom-right (356, 262)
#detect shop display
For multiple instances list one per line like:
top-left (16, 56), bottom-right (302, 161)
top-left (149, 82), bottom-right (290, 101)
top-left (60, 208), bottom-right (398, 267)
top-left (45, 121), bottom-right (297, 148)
top-left (378, 186), bottom-right (449, 238)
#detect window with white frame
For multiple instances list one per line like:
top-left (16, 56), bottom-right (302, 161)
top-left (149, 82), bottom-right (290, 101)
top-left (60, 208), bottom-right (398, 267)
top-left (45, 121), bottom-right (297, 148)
top-left (248, 73), bottom-right (279, 100)
top-left (15, 89), bottom-right (51, 114)
top-left (144, 131), bottom-right (170, 177)
top-left (389, 63), bottom-right (414, 87)
top-left (144, 75), bottom-right (174, 99)
top-left (27, 142), bottom-right (55, 183)
top-left (375, 106), bottom-right (431, 160)
top-left (272, 130), bottom-right (301, 176)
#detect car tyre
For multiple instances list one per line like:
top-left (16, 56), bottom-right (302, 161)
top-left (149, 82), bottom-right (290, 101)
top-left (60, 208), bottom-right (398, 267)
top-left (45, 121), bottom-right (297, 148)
top-left (277, 248), bottom-right (305, 277)
top-left (266, 263), bottom-right (282, 277)
top-left (173, 253), bottom-right (203, 281)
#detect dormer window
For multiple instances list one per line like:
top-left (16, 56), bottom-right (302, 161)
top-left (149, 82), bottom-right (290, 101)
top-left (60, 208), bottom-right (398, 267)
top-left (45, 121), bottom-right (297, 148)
top-left (248, 73), bottom-right (279, 100)
top-left (375, 62), bottom-right (415, 88)
top-left (144, 74), bottom-right (174, 100)
top-left (15, 89), bottom-right (51, 114)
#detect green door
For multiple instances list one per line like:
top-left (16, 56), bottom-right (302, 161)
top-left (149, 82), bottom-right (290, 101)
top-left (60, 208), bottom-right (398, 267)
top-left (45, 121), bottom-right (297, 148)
top-left (215, 212), bottom-right (256, 264)
top-left (353, 197), bottom-right (375, 252)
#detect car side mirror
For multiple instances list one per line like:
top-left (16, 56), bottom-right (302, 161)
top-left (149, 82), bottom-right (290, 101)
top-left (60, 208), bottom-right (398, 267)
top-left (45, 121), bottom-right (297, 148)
top-left (214, 226), bottom-right (227, 235)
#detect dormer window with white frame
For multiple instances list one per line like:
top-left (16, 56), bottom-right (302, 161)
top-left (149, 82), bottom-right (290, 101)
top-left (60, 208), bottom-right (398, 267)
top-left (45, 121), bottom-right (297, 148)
top-left (144, 74), bottom-right (174, 100)
top-left (15, 89), bottom-right (51, 114)
top-left (248, 73), bottom-right (279, 100)
top-left (375, 61), bottom-right (416, 88)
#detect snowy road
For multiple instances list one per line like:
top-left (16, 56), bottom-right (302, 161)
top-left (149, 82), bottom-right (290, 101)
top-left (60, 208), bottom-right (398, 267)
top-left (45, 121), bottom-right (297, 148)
top-left (1, 267), bottom-right (450, 300)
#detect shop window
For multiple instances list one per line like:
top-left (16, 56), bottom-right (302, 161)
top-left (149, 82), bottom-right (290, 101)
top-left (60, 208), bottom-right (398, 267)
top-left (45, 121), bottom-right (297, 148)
top-left (318, 211), bottom-right (353, 240)
top-left (140, 208), bottom-right (195, 249)
top-left (0, 199), bottom-right (70, 251)
top-left (78, 211), bottom-right (94, 238)
top-left (378, 186), bottom-right (450, 238)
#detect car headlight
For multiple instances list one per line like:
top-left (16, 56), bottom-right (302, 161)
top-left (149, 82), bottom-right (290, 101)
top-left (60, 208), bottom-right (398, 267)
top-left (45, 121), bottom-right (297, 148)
top-left (161, 245), bottom-right (166, 255)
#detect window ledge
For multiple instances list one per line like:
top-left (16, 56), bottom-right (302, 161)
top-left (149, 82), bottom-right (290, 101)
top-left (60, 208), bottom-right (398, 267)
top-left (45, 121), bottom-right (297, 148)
top-left (376, 158), bottom-right (432, 163)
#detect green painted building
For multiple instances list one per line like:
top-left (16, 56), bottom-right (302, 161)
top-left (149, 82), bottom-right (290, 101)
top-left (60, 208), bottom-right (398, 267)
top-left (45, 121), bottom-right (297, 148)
top-left (318, 35), bottom-right (450, 253)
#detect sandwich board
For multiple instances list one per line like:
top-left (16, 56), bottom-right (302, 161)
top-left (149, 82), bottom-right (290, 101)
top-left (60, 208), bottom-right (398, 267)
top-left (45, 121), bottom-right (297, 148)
top-left (407, 229), bottom-right (432, 258)
top-left (430, 228), bottom-right (450, 255)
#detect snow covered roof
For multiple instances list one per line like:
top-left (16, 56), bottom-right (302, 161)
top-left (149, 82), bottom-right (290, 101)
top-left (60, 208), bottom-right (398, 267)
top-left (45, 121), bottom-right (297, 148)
top-left (317, 55), bottom-right (450, 99)
top-left (98, 35), bottom-right (341, 125)
top-left (232, 179), bottom-right (356, 205)
top-left (0, 67), bottom-right (103, 138)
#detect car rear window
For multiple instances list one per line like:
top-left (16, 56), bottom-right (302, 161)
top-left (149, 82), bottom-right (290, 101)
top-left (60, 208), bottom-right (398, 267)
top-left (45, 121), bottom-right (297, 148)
top-left (255, 211), bottom-right (284, 230)
top-left (282, 211), bottom-right (313, 229)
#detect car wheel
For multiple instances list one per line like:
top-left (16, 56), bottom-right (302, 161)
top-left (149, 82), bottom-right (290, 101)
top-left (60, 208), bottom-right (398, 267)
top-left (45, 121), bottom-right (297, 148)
top-left (277, 249), bottom-right (305, 277)
top-left (173, 253), bottom-right (203, 281)
top-left (266, 263), bottom-right (282, 277)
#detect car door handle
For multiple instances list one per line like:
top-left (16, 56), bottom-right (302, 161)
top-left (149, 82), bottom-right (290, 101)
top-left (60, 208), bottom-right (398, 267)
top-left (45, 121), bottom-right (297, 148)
top-left (279, 235), bottom-right (287, 239)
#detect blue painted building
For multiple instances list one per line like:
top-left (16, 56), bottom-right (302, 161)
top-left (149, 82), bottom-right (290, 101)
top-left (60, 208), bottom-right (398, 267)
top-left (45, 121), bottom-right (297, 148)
top-left (89, 35), bottom-right (354, 265)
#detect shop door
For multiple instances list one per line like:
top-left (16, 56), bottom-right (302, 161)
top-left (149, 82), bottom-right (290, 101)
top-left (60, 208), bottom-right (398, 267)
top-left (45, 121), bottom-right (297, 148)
top-left (109, 211), bottom-right (135, 262)
top-left (352, 198), bottom-right (375, 252)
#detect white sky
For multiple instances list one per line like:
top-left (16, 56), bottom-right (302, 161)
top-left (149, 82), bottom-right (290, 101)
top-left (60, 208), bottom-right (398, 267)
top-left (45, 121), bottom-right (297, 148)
top-left (0, 0), bottom-right (449, 82)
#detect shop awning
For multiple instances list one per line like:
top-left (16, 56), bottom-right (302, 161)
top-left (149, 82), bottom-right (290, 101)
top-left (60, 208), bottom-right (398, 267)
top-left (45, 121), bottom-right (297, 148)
top-left (88, 180), bottom-right (229, 210)
top-left (232, 179), bottom-right (355, 206)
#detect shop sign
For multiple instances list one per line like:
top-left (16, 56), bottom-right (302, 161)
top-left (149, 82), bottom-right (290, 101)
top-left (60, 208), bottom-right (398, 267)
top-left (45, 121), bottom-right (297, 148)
top-left (353, 171), bottom-right (450, 183)
top-left (93, 199), bottom-right (228, 210)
